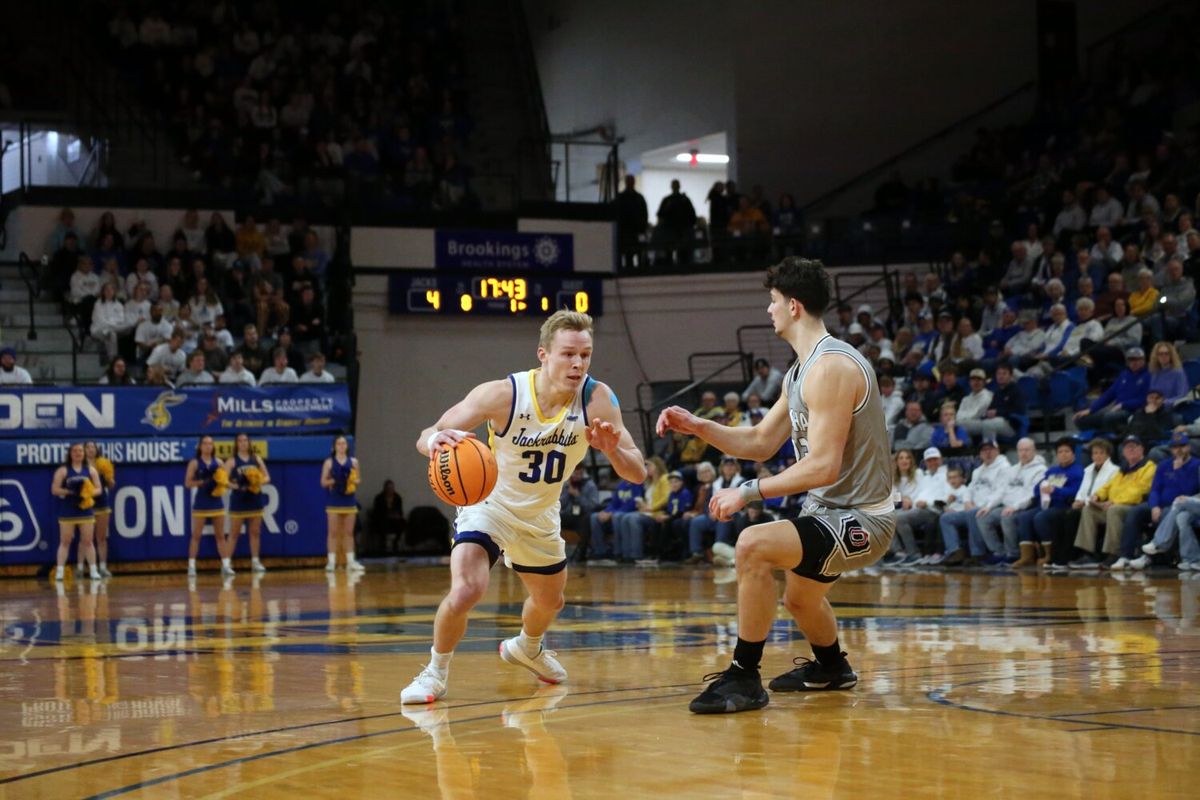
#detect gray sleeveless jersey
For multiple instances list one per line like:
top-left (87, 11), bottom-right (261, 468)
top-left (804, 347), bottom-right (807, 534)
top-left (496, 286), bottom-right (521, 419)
top-left (785, 334), bottom-right (893, 514)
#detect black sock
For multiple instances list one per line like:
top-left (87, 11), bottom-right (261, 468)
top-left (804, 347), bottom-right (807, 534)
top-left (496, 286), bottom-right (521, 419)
top-left (732, 638), bottom-right (765, 673)
top-left (811, 639), bottom-right (846, 670)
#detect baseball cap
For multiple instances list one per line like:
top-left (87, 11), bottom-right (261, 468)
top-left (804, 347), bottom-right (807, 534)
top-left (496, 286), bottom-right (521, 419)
top-left (979, 437), bottom-right (998, 450)
top-left (923, 447), bottom-right (943, 460)
top-left (969, 368), bottom-right (987, 380)
top-left (720, 455), bottom-right (738, 464)
top-left (1171, 432), bottom-right (1190, 447)
top-left (0, 347), bottom-right (15, 360)
top-left (668, 470), bottom-right (684, 480)
top-left (1126, 347), bottom-right (1145, 359)
top-left (1121, 434), bottom-right (1143, 447)
top-left (856, 303), bottom-right (873, 316)
top-left (937, 310), bottom-right (953, 319)
top-left (848, 323), bottom-right (865, 335)
top-left (878, 349), bottom-right (895, 363)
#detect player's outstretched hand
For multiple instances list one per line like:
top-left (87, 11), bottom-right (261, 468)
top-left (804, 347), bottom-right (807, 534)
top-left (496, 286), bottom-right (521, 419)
top-left (708, 487), bottom-right (746, 522)
top-left (585, 419), bottom-right (620, 453)
top-left (655, 406), bottom-right (700, 437)
top-left (427, 429), bottom-right (476, 454)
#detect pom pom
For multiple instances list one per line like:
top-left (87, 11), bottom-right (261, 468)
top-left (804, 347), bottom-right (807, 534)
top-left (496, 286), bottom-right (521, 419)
top-left (243, 466), bottom-right (265, 493)
top-left (211, 467), bottom-right (230, 498)
top-left (95, 457), bottom-right (115, 485)
top-left (345, 467), bottom-right (359, 496)
top-left (78, 478), bottom-right (97, 510)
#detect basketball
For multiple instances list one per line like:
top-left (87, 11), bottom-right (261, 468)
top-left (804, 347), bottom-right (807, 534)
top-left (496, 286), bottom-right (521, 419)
top-left (427, 437), bottom-right (498, 506)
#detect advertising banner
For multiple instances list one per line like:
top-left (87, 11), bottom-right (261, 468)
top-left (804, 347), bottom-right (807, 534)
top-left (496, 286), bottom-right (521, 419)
top-left (434, 230), bottom-right (574, 271)
top-left (0, 461), bottom-right (337, 565)
top-left (0, 385), bottom-right (351, 439)
top-left (0, 435), bottom-right (348, 467)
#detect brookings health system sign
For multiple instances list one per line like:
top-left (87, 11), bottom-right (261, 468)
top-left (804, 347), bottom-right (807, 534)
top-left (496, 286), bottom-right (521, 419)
top-left (435, 230), bottom-right (574, 271)
top-left (0, 436), bottom-right (350, 566)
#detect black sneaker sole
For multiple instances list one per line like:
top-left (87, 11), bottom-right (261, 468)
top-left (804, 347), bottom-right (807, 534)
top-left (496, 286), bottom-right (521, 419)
top-left (688, 689), bottom-right (769, 714)
top-left (768, 674), bottom-right (858, 692)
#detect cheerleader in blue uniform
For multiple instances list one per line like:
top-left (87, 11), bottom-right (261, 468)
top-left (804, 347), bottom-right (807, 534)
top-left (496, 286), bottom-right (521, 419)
top-left (51, 443), bottom-right (101, 582)
top-left (224, 433), bottom-right (271, 577)
top-left (185, 435), bottom-right (229, 577)
top-left (83, 442), bottom-right (115, 579)
top-left (321, 435), bottom-right (364, 573)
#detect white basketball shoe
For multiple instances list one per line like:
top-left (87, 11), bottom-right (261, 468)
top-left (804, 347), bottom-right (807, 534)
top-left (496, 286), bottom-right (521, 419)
top-left (499, 637), bottom-right (567, 684)
top-left (401, 664), bottom-right (448, 704)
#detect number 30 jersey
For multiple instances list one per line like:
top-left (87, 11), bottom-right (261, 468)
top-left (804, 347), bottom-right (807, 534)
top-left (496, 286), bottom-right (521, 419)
top-left (484, 369), bottom-right (593, 522)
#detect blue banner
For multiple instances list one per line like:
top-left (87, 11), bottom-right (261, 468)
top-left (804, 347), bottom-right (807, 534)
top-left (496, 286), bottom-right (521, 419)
top-left (0, 462), bottom-right (340, 565)
top-left (0, 435), bottom-right (351, 467)
top-left (0, 385), bottom-right (351, 438)
top-left (435, 230), bottom-right (574, 271)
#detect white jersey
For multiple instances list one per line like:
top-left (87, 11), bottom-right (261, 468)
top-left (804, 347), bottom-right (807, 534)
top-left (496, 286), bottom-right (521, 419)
top-left (482, 369), bottom-right (593, 523)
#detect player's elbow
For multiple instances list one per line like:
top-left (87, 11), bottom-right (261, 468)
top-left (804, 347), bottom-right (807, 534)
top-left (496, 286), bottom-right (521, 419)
top-left (814, 455), bottom-right (843, 486)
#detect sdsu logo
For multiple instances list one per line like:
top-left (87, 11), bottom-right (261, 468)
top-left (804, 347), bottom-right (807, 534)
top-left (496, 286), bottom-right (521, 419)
top-left (0, 480), bottom-right (42, 552)
top-left (141, 391), bottom-right (187, 431)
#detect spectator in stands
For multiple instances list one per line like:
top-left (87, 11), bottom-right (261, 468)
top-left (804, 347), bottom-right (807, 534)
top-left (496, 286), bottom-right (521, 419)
top-left (235, 216), bottom-right (266, 271)
top-left (1095, 272), bottom-right (1129, 322)
top-left (977, 437), bottom-right (1045, 564)
top-left (1129, 268), bottom-right (1161, 316)
top-left (219, 352), bottom-right (257, 386)
top-left (1024, 303), bottom-right (1073, 371)
top-left (128, 283), bottom-right (161, 326)
top-left (615, 175), bottom-right (648, 269)
top-left (1090, 188), bottom-right (1123, 229)
top-left (561, 467), bottom-right (600, 562)
top-left (1070, 435), bottom-right (1156, 569)
top-left (1124, 181), bottom-right (1161, 224)
top-left (1000, 241), bottom-right (1034, 296)
top-left (0, 347), bottom-right (32, 384)
top-left (257, 285), bottom-right (291, 338)
top-left (1054, 190), bottom-right (1088, 238)
top-left (685, 456), bottom-right (744, 563)
top-left (940, 438), bottom-right (1012, 566)
top-left (134, 303), bottom-right (173, 362)
top-left (1013, 439), bottom-right (1083, 567)
top-left (879, 375), bottom-right (904, 428)
top-left (1084, 296), bottom-right (1140, 379)
top-left (1041, 439), bottom-right (1118, 569)
top-left (146, 329), bottom-right (186, 381)
top-left (931, 402), bottom-right (969, 453)
top-left (234, 324), bottom-right (269, 376)
top-left (259, 348), bottom-right (299, 385)
top-left (1149, 342), bottom-right (1189, 405)
top-left (742, 358), bottom-right (783, 404)
top-left (619, 457), bottom-right (670, 562)
top-left (98, 356), bottom-right (133, 385)
top-left (275, 329), bottom-right (306, 373)
top-left (717, 392), bottom-right (743, 427)
top-left (176, 350), bottom-right (214, 387)
top-left (291, 286), bottom-right (325, 354)
top-left (301, 352), bottom-right (335, 383)
top-left (197, 331), bottom-right (228, 374)
top-left (893, 401), bottom-right (933, 452)
top-left (1150, 258), bottom-right (1196, 341)
top-left (1118, 431), bottom-right (1200, 570)
top-left (588, 476), bottom-right (644, 564)
top-left (187, 277), bottom-right (224, 328)
top-left (949, 317), bottom-right (983, 365)
top-left (892, 449), bottom-right (921, 507)
top-left (206, 212), bottom-right (236, 266)
top-left (957, 367), bottom-right (992, 425)
top-left (176, 209), bottom-right (205, 253)
top-left (90, 283), bottom-right (129, 364)
top-left (48, 208), bottom-right (83, 254)
top-left (1074, 348), bottom-right (1150, 432)
top-left (175, 303), bottom-right (201, 354)
top-left (728, 195), bottom-right (769, 260)
top-left (1127, 389), bottom-right (1174, 446)
top-left (67, 255), bottom-right (101, 327)
top-left (45, 231), bottom-right (82, 299)
top-left (1030, 298), bottom-right (1101, 375)
top-left (1004, 312), bottom-right (1046, 366)
top-left (892, 448), bottom-right (951, 565)
top-left (978, 286), bottom-right (1008, 336)
top-left (143, 363), bottom-right (171, 387)
top-left (654, 180), bottom-right (697, 266)
top-left (982, 307), bottom-right (1020, 365)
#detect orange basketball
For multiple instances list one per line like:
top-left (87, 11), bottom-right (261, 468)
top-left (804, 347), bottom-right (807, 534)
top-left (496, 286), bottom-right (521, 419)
top-left (427, 437), bottom-right (498, 506)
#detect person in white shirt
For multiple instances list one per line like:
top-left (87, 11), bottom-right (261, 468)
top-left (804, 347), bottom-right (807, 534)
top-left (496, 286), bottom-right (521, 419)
top-left (0, 347), bottom-right (33, 384)
top-left (146, 330), bottom-right (188, 380)
top-left (219, 352), bottom-right (258, 385)
top-left (878, 375), bottom-right (904, 430)
top-left (90, 283), bottom-right (131, 362)
top-left (977, 438), bottom-right (1046, 562)
top-left (1043, 438), bottom-right (1119, 570)
top-left (187, 278), bottom-right (224, 328)
top-left (300, 351), bottom-right (336, 383)
top-left (175, 350), bottom-right (215, 387)
top-left (259, 348), bottom-right (299, 384)
top-left (212, 316), bottom-right (236, 350)
top-left (1089, 225), bottom-right (1123, 267)
top-left (68, 256), bottom-right (102, 304)
top-left (957, 368), bottom-right (993, 425)
top-left (950, 317), bottom-right (983, 363)
top-left (157, 285), bottom-right (181, 321)
top-left (891, 447), bottom-right (952, 565)
top-left (124, 258), bottom-right (159, 299)
top-left (1004, 312), bottom-right (1048, 367)
top-left (1052, 189), bottom-right (1086, 237)
top-left (740, 358), bottom-right (784, 404)
top-left (135, 303), bottom-right (175, 361)
top-left (940, 438), bottom-right (1014, 565)
top-left (124, 282), bottom-right (153, 329)
top-left (1088, 187), bottom-right (1123, 229)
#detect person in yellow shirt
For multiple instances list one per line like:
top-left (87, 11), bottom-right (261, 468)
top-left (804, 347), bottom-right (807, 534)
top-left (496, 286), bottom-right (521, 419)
top-left (617, 457), bottom-right (671, 561)
top-left (1128, 268), bottom-right (1160, 317)
top-left (1070, 435), bottom-right (1155, 568)
top-left (235, 215), bottom-right (267, 269)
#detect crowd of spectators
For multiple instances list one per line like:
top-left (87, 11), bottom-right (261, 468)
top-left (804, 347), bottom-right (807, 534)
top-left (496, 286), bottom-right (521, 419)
top-left (96, 1), bottom-right (474, 211)
top-left (1, 206), bottom-right (349, 386)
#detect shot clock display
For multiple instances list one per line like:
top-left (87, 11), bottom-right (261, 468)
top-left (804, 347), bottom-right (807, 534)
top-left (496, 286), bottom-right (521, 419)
top-left (388, 271), bottom-right (603, 316)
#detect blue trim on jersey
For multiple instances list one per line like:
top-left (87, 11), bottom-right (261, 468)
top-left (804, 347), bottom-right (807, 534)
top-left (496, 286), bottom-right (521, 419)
top-left (512, 558), bottom-right (568, 575)
top-left (582, 376), bottom-right (595, 426)
top-left (495, 374), bottom-right (518, 438)
top-left (453, 531), bottom-right (501, 567)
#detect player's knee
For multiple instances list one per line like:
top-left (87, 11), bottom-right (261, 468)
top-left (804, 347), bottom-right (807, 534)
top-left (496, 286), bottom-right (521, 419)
top-left (782, 593), bottom-right (806, 616)
top-left (447, 583), bottom-right (485, 613)
top-left (735, 530), bottom-right (768, 566)
top-left (534, 591), bottom-right (565, 612)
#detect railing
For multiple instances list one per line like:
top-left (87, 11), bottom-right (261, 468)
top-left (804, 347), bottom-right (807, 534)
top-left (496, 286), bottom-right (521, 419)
top-left (16, 253), bottom-right (39, 341)
top-left (634, 352), bottom-right (749, 451)
top-left (736, 325), bottom-right (795, 372)
top-left (832, 267), bottom-right (900, 322)
top-left (547, 135), bottom-right (623, 203)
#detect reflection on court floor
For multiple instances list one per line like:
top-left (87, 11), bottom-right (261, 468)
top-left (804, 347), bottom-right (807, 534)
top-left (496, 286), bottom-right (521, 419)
top-left (0, 567), bottom-right (1197, 798)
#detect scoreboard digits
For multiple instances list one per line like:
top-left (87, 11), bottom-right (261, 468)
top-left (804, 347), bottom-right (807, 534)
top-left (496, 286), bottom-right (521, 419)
top-left (389, 271), bottom-right (602, 317)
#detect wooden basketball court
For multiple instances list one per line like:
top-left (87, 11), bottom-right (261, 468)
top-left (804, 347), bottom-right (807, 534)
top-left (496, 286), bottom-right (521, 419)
top-left (1, 565), bottom-right (1196, 798)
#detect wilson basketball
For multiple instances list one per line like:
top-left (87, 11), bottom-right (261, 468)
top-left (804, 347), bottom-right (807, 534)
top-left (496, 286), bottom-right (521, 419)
top-left (427, 437), bottom-right (497, 506)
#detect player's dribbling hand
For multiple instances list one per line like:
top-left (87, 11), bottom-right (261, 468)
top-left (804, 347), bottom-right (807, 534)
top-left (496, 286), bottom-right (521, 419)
top-left (426, 429), bottom-right (475, 454)
top-left (585, 419), bottom-right (619, 453)
top-left (708, 487), bottom-right (746, 522)
top-left (655, 406), bottom-right (700, 437)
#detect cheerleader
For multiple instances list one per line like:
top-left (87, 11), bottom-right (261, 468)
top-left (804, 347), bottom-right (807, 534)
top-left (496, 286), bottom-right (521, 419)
top-left (185, 435), bottom-right (230, 576)
top-left (51, 443), bottom-right (101, 582)
top-left (82, 442), bottom-right (115, 578)
top-left (225, 432), bottom-right (270, 575)
top-left (321, 435), bottom-right (364, 572)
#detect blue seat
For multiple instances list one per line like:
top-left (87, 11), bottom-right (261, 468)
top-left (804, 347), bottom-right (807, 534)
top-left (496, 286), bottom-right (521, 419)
top-left (1184, 359), bottom-right (1200, 389)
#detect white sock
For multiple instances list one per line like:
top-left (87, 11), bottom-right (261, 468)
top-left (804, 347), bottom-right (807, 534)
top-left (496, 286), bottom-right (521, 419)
top-left (347, 551), bottom-right (357, 564)
top-left (517, 630), bottom-right (543, 658)
top-left (430, 647), bottom-right (452, 672)
top-left (188, 559), bottom-right (196, 568)
top-left (56, 566), bottom-right (65, 578)
top-left (252, 557), bottom-right (262, 564)
top-left (99, 562), bottom-right (107, 570)
top-left (327, 553), bottom-right (337, 565)
top-left (222, 557), bottom-right (231, 567)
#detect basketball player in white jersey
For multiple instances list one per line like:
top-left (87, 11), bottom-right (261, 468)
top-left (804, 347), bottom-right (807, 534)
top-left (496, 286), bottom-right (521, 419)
top-left (657, 257), bottom-right (895, 713)
top-left (402, 311), bottom-right (647, 704)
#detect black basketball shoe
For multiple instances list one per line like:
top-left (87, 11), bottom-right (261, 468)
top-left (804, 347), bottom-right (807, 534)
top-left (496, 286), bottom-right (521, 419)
top-left (768, 656), bottom-right (858, 692)
top-left (688, 665), bottom-right (770, 714)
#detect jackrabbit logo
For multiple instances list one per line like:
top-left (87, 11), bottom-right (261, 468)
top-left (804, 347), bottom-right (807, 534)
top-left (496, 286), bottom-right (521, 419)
top-left (0, 480), bottom-right (41, 552)
top-left (141, 391), bottom-right (187, 431)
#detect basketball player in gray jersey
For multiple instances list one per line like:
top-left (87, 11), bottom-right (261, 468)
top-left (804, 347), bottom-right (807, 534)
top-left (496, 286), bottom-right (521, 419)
top-left (657, 257), bottom-right (895, 713)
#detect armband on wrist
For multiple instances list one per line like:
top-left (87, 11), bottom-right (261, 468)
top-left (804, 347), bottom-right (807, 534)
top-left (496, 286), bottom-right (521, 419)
top-left (427, 429), bottom-right (466, 453)
top-left (739, 479), bottom-right (764, 504)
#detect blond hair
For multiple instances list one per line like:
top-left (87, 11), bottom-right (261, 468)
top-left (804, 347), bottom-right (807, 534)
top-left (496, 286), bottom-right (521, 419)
top-left (539, 310), bottom-right (594, 350)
